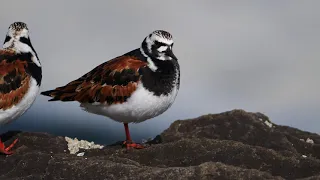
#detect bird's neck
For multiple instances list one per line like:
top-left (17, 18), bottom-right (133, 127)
top-left (3, 38), bottom-right (41, 67)
top-left (2, 38), bottom-right (42, 85)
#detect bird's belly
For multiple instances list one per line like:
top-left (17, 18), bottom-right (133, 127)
top-left (81, 83), bottom-right (179, 123)
top-left (0, 78), bottom-right (39, 125)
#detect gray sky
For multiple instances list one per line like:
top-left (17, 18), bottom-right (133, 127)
top-left (0, 1), bottom-right (319, 142)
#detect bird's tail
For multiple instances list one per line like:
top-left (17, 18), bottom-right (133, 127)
top-left (40, 80), bottom-right (83, 102)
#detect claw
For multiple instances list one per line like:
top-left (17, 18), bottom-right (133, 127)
top-left (123, 140), bottom-right (145, 150)
top-left (0, 138), bottom-right (18, 155)
top-left (122, 123), bottom-right (145, 150)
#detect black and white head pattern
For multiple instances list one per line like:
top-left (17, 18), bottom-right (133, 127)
top-left (141, 30), bottom-right (177, 62)
top-left (3, 22), bottom-right (40, 67)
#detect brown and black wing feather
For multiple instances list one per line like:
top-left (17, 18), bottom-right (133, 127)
top-left (41, 55), bottom-right (147, 105)
top-left (0, 50), bottom-right (32, 110)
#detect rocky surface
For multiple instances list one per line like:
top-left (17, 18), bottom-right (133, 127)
top-left (1, 109), bottom-right (320, 179)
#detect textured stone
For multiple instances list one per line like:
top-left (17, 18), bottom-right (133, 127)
top-left (1, 110), bottom-right (320, 179)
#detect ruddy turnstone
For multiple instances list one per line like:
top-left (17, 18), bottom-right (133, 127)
top-left (41, 30), bottom-right (180, 149)
top-left (0, 22), bottom-right (42, 154)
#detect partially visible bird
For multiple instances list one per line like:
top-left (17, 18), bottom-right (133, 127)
top-left (41, 30), bottom-right (180, 149)
top-left (0, 22), bottom-right (42, 154)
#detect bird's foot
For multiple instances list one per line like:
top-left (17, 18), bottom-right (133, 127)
top-left (0, 138), bottom-right (18, 155)
top-left (122, 140), bottom-right (145, 150)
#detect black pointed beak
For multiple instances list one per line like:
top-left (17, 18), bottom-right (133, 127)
top-left (167, 49), bottom-right (178, 60)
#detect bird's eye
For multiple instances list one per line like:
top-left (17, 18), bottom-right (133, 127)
top-left (154, 41), bottom-right (167, 49)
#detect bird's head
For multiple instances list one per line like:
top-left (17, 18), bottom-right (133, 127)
top-left (141, 30), bottom-right (177, 61)
top-left (3, 22), bottom-right (40, 67)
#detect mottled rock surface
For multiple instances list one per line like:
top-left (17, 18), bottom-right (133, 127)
top-left (1, 110), bottom-right (320, 180)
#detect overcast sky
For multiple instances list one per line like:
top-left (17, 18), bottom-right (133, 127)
top-left (0, 1), bottom-right (319, 143)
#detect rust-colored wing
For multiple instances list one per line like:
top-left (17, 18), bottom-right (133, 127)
top-left (41, 55), bottom-right (147, 105)
top-left (0, 50), bottom-right (31, 110)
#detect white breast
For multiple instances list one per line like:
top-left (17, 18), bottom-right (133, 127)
top-left (0, 78), bottom-right (39, 125)
top-left (81, 82), bottom-right (179, 123)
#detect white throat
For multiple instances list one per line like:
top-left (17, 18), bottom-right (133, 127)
top-left (140, 47), bottom-right (158, 72)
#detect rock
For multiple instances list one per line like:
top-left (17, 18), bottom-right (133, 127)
top-left (161, 110), bottom-right (320, 159)
top-left (1, 109), bottom-right (320, 179)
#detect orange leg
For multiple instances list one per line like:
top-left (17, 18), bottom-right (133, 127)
top-left (122, 123), bottom-right (144, 149)
top-left (0, 138), bottom-right (18, 155)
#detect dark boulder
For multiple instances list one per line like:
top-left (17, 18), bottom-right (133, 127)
top-left (1, 110), bottom-right (320, 179)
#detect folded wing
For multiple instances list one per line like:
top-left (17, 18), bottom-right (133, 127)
top-left (0, 50), bottom-right (31, 110)
top-left (41, 56), bottom-right (147, 105)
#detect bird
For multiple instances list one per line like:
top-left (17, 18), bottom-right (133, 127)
top-left (0, 22), bottom-right (42, 154)
top-left (41, 30), bottom-right (180, 149)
